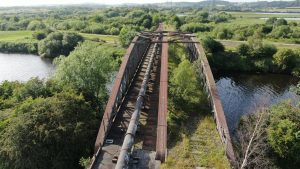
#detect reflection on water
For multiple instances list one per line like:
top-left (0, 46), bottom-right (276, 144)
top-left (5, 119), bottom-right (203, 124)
top-left (0, 53), bottom-right (55, 82)
top-left (215, 73), bottom-right (300, 133)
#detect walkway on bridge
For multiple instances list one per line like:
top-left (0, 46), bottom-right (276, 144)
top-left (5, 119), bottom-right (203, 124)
top-left (89, 24), bottom-right (236, 169)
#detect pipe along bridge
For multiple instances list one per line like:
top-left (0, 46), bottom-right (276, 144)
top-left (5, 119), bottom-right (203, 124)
top-left (89, 24), bottom-right (237, 169)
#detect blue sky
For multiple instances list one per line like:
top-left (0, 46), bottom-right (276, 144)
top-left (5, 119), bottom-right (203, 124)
top-left (0, 0), bottom-right (293, 7)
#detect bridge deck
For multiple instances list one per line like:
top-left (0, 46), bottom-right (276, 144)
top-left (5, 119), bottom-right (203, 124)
top-left (93, 42), bottom-right (161, 169)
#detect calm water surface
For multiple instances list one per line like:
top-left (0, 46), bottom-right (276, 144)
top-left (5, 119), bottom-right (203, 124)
top-left (0, 53), bottom-right (55, 82)
top-left (215, 73), bottom-right (300, 133)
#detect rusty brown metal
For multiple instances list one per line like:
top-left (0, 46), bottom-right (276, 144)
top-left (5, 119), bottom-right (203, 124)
top-left (89, 23), bottom-right (237, 168)
top-left (89, 35), bottom-right (151, 169)
top-left (155, 36), bottom-right (168, 162)
top-left (189, 36), bottom-right (237, 167)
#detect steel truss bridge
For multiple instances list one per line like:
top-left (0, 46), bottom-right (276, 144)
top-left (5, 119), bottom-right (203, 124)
top-left (88, 24), bottom-right (236, 169)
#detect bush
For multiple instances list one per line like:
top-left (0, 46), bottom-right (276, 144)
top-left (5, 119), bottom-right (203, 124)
top-left (201, 37), bottom-right (224, 53)
top-left (54, 41), bottom-right (122, 101)
top-left (0, 91), bottom-right (98, 169)
top-left (267, 102), bottom-right (300, 166)
top-left (210, 12), bottom-right (233, 23)
top-left (180, 23), bottom-right (210, 33)
top-left (32, 31), bottom-right (47, 40)
top-left (0, 41), bottom-right (38, 54)
top-left (13, 78), bottom-right (51, 102)
top-left (119, 26), bottom-right (136, 47)
top-left (273, 49), bottom-right (297, 72)
top-left (269, 25), bottom-right (292, 39)
top-left (38, 32), bottom-right (83, 58)
top-left (27, 20), bottom-right (46, 30)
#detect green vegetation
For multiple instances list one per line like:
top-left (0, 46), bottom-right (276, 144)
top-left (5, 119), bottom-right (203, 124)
top-left (0, 41), bottom-right (124, 168)
top-left (237, 101), bottom-right (300, 169)
top-left (54, 41), bottom-right (123, 102)
top-left (0, 5), bottom-right (300, 169)
top-left (38, 32), bottom-right (83, 58)
top-left (0, 7), bottom-right (164, 56)
top-left (267, 101), bottom-right (300, 167)
top-left (0, 31), bottom-right (33, 42)
top-left (202, 36), bottom-right (300, 75)
top-left (79, 33), bottom-right (118, 44)
top-left (162, 43), bottom-right (230, 169)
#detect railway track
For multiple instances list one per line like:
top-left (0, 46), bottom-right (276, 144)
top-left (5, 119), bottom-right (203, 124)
top-left (92, 36), bottom-right (161, 169)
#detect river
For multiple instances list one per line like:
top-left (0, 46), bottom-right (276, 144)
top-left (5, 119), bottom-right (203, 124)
top-left (0, 53), bottom-right (55, 82)
top-left (215, 73), bottom-right (300, 134)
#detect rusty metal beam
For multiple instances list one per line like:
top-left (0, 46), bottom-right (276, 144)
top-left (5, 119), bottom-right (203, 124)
top-left (155, 36), bottom-right (168, 162)
top-left (88, 36), bottom-right (151, 169)
top-left (132, 40), bottom-right (199, 44)
top-left (189, 37), bottom-right (237, 167)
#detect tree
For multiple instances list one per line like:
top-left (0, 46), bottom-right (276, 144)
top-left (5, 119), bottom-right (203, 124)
top-left (32, 31), bottom-right (47, 40)
top-left (275, 18), bottom-right (288, 27)
top-left (237, 43), bottom-right (251, 57)
top-left (267, 101), bottom-right (300, 166)
top-left (27, 20), bottom-right (46, 30)
top-left (172, 16), bottom-right (182, 30)
top-left (0, 91), bottom-right (98, 169)
top-left (273, 49), bottom-right (297, 72)
top-left (180, 23), bottom-right (210, 33)
top-left (202, 37), bottom-right (224, 53)
top-left (269, 25), bottom-right (291, 38)
top-left (237, 109), bottom-right (274, 169)
top-left (13, 78), bottom-right (50, 102)
top-left (266, 17), bottom-right (277, 25)
top-left (119, 26), bottom-right (136, 47)
top-left (38, 32), bottom-right (83, 58)
top-left (54, 41), bottom-right (118, 101)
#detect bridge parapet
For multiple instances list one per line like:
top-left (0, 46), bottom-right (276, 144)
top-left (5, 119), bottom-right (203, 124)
top-left (187, 37), bottom-right (237, 167)
top-left (91, 35), bottom-right (151, 167)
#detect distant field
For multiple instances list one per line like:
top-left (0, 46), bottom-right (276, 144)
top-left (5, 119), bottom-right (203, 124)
top-left (218, 39), bottom-right (300, 49)
top-left (79, 33), bottom-right (119, 43)
top-left (0, 31), bottom-right (119, 44)
top-left (229, 11), bottom-right (300, 19)
top-left (0, 31), bottom-right (33, 42)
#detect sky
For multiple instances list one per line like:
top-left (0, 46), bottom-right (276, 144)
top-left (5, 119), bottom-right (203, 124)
top-left (0, 0), bottom-right (293, 7)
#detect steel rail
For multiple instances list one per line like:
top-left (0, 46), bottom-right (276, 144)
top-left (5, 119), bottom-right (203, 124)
top-left (115, 39), bottom-right (159, 169)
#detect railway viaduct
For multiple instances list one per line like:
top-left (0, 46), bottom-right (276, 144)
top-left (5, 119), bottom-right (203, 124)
top-left (88, 24), bottom-right (236, 169)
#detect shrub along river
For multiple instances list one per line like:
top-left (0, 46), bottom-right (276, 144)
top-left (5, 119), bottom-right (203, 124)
top-left (1, 53), bottom-right (300, 135)
top-left (0, 53), bottom-right (55, 82)
top-left (215, 73), bottom-right (300, 134)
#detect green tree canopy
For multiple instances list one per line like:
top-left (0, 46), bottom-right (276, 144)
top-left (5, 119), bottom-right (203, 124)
top-left (119, 26), bottom-right (136, 47)
top-left (267, 101), bottom-right (300, 165)
top-left (0, 91), bottom-right (97, 169)
top-left (54, 41), bottom-right (120, 101)
top-left (38, 32), bottom-right (83, 58)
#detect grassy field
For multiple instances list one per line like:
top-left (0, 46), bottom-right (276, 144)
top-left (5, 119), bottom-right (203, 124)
top-left (0, 31), bottom-right (119, 44)
top-left (218, 39), bottom-right (300, 49)
top-left (0, 31), bottom-right (34, 42)
top-left (229, 11), bottom-right (300, 19)
top-left (79, 33), bottom-right (119, 44)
